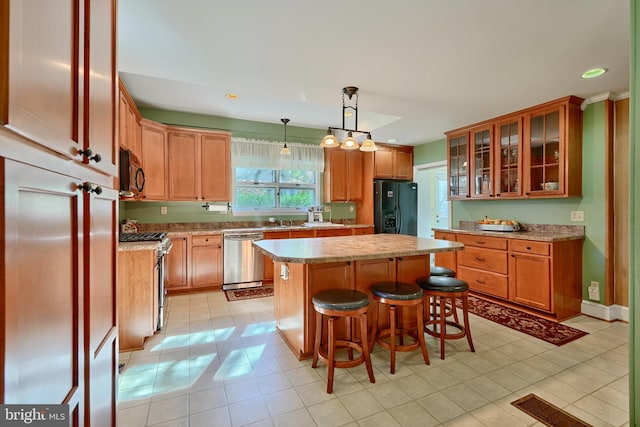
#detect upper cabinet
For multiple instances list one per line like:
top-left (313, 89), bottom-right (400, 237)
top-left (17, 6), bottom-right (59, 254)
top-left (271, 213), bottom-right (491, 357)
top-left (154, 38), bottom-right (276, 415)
top-left (523, 97), bottom-right (583, 197)
top-left (374, 144), bottom-right (414, 180)
top-left (167, 128), bottom-right (231, 201)
top-left (2, 0), bottom-right (118, 177)
top-left (119, 80), bottom-right (142, 159)
top-left (140, 119), bottom-right (169, 200)
top-left (445, 96), bottom-right (583, 200)
top-left (323, 149), bottom-right (364, 202)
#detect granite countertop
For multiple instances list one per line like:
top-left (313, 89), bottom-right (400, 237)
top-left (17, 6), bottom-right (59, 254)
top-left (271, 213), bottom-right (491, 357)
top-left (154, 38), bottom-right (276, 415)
top-left (118, 241), bottom-right (162, 252)
top-left (254, 234), bottom-right (464, 264)
top-left (434, 222), bottom-right (585, 243)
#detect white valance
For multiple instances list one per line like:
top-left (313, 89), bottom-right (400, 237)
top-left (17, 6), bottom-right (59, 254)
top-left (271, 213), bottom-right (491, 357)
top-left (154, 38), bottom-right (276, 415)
top-left (231, 138), bottom-right (324, 171)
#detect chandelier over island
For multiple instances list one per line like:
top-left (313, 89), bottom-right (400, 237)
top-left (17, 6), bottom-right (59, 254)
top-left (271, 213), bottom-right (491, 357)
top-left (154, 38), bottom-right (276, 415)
top-left (320, 86), bottom-right (378, 152)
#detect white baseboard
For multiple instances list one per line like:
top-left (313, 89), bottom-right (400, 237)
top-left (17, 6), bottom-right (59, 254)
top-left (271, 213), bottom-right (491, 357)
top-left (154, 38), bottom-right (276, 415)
top-left (581, 300), bottom-right (629, 321)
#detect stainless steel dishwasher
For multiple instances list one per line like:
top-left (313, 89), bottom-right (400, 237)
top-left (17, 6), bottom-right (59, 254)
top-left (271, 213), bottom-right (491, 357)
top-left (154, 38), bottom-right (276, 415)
top-left (223, 232), bottom-right (265, 290)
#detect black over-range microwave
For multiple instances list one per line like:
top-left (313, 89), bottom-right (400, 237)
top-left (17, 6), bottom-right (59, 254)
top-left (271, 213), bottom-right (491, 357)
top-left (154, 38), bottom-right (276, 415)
top-left (119, 148), bottom-right (145, 197)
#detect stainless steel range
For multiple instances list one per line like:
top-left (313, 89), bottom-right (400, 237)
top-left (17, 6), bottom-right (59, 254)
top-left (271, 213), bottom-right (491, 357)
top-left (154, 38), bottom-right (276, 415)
top-left (119, 232), bottom-right (172, 330)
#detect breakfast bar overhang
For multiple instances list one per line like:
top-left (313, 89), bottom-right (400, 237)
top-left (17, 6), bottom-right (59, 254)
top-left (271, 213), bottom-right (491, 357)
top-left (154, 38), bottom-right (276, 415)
top-left (254, 234), bottom-right (464, 359)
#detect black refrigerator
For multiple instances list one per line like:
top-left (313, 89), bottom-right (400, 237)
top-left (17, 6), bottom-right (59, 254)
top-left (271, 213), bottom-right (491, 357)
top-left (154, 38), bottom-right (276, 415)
top-left (373, 180), bottom-right (418, 235)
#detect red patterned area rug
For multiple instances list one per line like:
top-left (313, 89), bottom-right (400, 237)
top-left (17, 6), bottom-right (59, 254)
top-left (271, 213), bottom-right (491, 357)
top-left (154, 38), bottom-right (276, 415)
top-left (458, 295), bottom-right (588, 346)
top-left (225, 285), bottom-right (274, 302)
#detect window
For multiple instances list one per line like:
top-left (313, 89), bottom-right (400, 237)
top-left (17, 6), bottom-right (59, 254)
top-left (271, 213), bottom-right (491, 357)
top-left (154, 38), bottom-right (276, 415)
top-left (231, 138), bottom-right (324, 215)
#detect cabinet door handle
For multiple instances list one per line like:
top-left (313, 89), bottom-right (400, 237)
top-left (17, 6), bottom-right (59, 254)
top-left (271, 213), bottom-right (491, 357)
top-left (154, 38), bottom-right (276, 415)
top-left (511, 253), bottom-right (515, 258)
top-left (475, 240), bottom-right (486, 245)
top-left (78, 147), bottom-right (102, 163)
top-left (475, 256), bottom-right (486, 262)
top-left (526, 246), bottom-right (532, 250)
top-left (78, 182), bottom-right (103, 195)
top-left (476, 279), bottom-right (486, 284)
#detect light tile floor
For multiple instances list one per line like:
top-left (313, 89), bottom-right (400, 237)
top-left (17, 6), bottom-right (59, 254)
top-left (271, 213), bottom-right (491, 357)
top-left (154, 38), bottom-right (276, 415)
top-left (117, 291), bottom-right (630, 427)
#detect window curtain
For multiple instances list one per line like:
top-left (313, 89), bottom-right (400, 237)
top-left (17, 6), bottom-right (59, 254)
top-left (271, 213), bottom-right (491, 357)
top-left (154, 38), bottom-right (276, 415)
top-left (231, 138), bottom-right (324, 171)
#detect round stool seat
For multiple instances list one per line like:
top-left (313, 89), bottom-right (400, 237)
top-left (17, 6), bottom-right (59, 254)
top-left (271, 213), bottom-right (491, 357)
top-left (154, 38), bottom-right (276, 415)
top-left (371, 281), bottom-right (423, 301)
top-left (417, 276), bottom-right (469, 293)
top-left (430, 265), bottom-right (456, 277)
top-left (312, 289), bottom-right (370, 311)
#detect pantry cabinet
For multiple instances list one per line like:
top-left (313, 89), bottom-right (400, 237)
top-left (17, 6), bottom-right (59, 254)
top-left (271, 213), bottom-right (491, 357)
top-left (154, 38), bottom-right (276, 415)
top-left (374, 144), bottom-right (414, 180)
top-left (323, 148), bottom-right (364, 202)
top-left (119, 80), bottom-right (142, 158)
top-left (446, 96), bottom-right (583, 200)
top-left (1, 0), bottom-right (118, 421)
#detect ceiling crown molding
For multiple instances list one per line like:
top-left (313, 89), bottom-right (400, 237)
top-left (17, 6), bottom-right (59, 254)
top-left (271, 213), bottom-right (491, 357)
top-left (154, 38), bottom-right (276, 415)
top-left (580, 91), bottom-right (630, 110)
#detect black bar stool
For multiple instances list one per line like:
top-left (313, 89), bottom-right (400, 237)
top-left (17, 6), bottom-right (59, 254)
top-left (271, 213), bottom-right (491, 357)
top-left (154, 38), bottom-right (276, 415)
top-left (370, 281), bottom-right (430, 374)
top-left (416, 276), bottom-right (475, 360)
top-left (311, 289), bottom-right (375, 393)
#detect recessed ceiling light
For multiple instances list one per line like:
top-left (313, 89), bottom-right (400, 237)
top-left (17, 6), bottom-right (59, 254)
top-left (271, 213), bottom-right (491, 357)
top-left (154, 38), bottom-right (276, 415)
top-left (581, 68), bottom-right (608, 79)
top-left (225, 93), bottom-right (238, 100)
top-left (387, 138), bottom-right (397, 143)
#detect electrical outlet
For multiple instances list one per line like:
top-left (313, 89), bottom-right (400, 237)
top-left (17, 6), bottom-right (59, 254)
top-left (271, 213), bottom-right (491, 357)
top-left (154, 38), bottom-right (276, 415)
top-left (324, 206), bottom-right (331, 213)
top-left (570, 211), bottom-right (584, 221)
top-left (588, 281), bottom-right (600, 301)
top-left (349, 205), bottom-right (354, 212)
top-left (160, 206), bottom-right (167, 215)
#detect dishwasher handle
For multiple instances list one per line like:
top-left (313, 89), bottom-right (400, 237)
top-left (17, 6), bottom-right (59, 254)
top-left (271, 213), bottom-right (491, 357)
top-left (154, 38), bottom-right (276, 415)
top-left (224, 233), bottom-right (264, 241)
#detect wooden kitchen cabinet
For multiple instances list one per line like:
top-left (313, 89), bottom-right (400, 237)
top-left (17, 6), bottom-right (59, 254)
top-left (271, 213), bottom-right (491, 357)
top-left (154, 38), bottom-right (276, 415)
top-left (469, 124), bottom-right (494, 198)
top-left (456, 234), bottom-right (509, 299)
top-left (119, 80), bottom-right (142, 158)
top-left (118, 247), bottom-right (158, 351)
top-left (494, 115), bottom-right (523, 198)
top-left (191, 235), bottom-right (223, 288)
top-left (447, 130), bottom-right (470, 199)
top-left (433, 231), bottom-right (458, 271)
top-left (167, 235), bottom-right (189, 290)
top-left (323, 148), bottom-right (364, 202)
top-left (374, 144), bottom-right (414, 180)
top-left (140, 119), bottom-right (169, 200)
top-left (523, 96), bottom-right (583, 197)
top-left (509, 241), bottom-right (551, 311)
top-left (2, 1), bottom-right (119, 422)
top-left (446, 96), bottom-right (582, 201)
top-left (168, 128), bottom-right (232, 201)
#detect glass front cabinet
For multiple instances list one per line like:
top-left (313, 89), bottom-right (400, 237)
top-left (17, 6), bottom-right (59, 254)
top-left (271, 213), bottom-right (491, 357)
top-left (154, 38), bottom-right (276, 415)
top-left (494, 116), bottom-right (523, 198)
top-left (469, 125), bottom-right (493, 198)
top-left (447, 131), bottom-right (469, 199)
top-left (445, 96), bottom-right (582, 201)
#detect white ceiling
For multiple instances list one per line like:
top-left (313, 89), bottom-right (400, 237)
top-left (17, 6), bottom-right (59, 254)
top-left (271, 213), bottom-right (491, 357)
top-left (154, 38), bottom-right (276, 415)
top-left (117, 0), bottom-right (630, 146)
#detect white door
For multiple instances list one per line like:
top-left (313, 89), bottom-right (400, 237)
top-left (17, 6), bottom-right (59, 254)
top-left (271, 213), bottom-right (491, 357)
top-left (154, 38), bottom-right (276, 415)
top-left (416, 162), bottom-right (450, 238)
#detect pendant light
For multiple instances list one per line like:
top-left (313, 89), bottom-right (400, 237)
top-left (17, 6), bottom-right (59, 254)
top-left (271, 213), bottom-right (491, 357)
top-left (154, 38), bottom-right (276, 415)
top-left (280, 118), bottom-right (291, 155)
top-left (322, 86), bottom-right (378, 151)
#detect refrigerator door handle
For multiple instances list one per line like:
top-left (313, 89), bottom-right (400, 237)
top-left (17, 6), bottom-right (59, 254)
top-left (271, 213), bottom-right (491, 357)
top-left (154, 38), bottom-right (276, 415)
top-left (395, 205), bottom-right (401, 234)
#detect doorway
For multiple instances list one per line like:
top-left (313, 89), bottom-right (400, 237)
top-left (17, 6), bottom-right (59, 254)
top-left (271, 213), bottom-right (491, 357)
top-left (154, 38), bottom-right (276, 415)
top-left (415, 161), bottom-right (450, 239)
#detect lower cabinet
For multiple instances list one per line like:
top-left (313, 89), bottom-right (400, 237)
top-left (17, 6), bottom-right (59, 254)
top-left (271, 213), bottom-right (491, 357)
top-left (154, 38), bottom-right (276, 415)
top-left (451, 231), bottom-right (582, 320)
top-left (167, 235), bottom-right (189, 290)
top-left (167, 233), bottom-right (223, 292)
top-left (118, 248), bottom-right (158, 351)
top-left (191, 235), bottom-right (223, 288)
top-left (433, 231), bottom-right (458, 271)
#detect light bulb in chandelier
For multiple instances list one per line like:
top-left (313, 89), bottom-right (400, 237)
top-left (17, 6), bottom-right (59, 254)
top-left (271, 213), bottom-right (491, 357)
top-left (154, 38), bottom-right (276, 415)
top-left (359, 133), bottom-right (378, 152)
top-left (340, 132), bottom-right (359, 150)
top-left (320, 129), bottom-right (339, 148)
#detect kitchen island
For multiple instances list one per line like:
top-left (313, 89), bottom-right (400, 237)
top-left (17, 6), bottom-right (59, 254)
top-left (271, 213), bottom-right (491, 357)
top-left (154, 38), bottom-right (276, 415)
top-left (254, 234), bottom-right (463, 359)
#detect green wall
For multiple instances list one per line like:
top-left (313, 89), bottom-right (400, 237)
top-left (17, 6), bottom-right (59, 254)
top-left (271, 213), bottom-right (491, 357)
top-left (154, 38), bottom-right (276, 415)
top-left (121, 108), bottom-right (355, 224)
top-left (414, 105), bottom-right (608, 302)
top-left (414, 138), bottom-right (447, 164)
